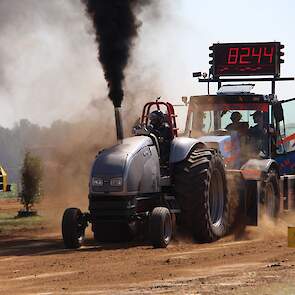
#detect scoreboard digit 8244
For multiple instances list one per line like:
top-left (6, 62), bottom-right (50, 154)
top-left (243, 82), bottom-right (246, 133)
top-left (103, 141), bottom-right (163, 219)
top-left (209, 42), bottom-right (284, 78)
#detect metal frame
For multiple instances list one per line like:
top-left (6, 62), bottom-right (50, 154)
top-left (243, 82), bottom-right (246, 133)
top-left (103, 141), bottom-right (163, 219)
top-left (198, 76), bottom-right (294, 95)
top-left (141, 101), bottom-right (179, 137)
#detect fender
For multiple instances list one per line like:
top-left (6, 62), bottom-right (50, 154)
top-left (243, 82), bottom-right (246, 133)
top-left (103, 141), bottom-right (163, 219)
top-left (169, 137), bottom-right (206, 164)
top-left (241, 158), bottom-right (279, 180)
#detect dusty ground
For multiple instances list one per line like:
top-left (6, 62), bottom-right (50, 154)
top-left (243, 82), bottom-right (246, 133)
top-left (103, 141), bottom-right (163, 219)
top-left (1, 198), bottom-right (295, 295)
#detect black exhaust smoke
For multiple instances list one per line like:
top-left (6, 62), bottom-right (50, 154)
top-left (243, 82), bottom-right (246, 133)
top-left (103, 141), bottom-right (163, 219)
top-left (82, 0), bottom-right (153, 141)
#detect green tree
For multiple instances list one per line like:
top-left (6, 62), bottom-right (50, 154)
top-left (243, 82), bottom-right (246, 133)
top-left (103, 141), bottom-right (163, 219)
top-left (20, 152), bottom-right (43, 213)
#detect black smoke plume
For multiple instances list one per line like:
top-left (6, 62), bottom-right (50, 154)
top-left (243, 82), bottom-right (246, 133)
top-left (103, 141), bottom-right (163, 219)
top-left (83, 0), bottom-right (151, 108)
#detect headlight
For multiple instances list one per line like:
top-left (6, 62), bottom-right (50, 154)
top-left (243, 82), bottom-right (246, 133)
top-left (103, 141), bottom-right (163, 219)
top-left (92, 177), bottom-right (104, 187)
top-left (110, 177), bottom-right (123, 187)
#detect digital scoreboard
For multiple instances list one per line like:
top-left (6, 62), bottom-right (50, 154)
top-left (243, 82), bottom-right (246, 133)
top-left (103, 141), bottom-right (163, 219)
top-left (209, 42), bottom-right (284, 78)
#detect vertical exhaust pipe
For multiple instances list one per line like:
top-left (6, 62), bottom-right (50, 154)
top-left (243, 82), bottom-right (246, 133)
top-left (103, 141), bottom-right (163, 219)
top-left (114, 107), bottom-right (124, 143)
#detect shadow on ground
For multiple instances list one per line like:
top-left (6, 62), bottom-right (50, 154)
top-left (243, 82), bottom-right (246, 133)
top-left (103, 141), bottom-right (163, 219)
top-left (0, 235), bottom-right (152, 258)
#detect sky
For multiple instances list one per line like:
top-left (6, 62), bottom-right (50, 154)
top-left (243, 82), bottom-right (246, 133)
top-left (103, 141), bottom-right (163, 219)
top-left (154, 0), bottom-right (295, 100)
top-left (1, 0), bottom-right (295, 127)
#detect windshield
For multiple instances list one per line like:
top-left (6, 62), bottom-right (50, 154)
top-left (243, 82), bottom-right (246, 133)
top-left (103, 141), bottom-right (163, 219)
top-left (185, 97), bottom-right (273, 160)
top-left (197, 109), bottom-right (265, 133)
top-left (186, 100), bottom-right (269, 137)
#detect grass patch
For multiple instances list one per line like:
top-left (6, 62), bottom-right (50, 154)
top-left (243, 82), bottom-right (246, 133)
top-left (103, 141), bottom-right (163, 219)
top-left (0, 212), bottom-right (43, 235)
top-left (0, 183), bottom-right (19, 199)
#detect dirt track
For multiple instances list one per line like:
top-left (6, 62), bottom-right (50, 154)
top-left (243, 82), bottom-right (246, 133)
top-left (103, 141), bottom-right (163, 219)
top-left (1, 199), bottom-right (295, 295)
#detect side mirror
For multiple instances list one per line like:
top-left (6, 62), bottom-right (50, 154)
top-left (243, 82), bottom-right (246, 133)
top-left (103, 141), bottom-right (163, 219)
top-left (273, 102), bottom-right (284, 122)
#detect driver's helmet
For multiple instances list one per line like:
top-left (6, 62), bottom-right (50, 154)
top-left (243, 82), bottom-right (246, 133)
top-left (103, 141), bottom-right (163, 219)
top-left (149, 110), bottom-right (165, 127)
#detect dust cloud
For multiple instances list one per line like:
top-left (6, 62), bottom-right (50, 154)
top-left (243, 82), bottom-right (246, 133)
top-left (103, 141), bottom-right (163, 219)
top-left (230, 212), bottom-right (295, 243)
top-left (0, 0), bottom-right (167, 228)
top-left (254, 212), bottom-right (295, 239)
top-left (0, 0), bottom-right (188, 231)
top-left (0, 0), bottom-right (104, 127)
top-left (0, 0), bottom-right (166, 128)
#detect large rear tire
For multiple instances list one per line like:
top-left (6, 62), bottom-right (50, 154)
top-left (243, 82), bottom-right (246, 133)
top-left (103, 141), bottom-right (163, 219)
top-left (62, 208), bottom-right (85, 249)
top-left (174, 148), bottom-right (229, 242)
top-left (149, 207), bottom-right (172, 248)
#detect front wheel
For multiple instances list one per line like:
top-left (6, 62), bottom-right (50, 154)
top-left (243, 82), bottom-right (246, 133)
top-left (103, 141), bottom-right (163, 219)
top-left (260, 170), bottom-right (280, 219)
top-left (149, 207), bottom-right (172, 248)
top-left (62, 208), bottom-right (86, 249)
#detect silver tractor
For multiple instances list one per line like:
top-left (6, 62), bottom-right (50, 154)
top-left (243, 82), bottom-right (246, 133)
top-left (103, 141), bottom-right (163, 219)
top-left (62, 100), bottom-right (229, 248)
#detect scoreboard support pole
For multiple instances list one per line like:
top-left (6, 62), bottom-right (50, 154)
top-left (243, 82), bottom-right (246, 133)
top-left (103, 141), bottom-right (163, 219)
top-left (272, 80), bottom-right (276, 95)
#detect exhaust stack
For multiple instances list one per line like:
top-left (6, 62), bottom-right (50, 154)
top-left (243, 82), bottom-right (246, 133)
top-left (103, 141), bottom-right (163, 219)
top-left (114, 107), bottom-right (124, 143)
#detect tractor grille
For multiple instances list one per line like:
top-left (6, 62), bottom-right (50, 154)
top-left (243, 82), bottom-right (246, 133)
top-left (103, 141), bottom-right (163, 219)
top-left (88, 194), bottom-right (161, 220)
top-left (89, 195), bottom-right (136, 219)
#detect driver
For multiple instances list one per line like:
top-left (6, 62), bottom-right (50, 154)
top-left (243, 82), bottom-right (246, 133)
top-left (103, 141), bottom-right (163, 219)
top-left (248, 111), bottom-right (265, 138)
top-left (248, 111), bottom-right (268, 153)
top-left (226, 111), bottom-right (242, 131)
top-left (148, 110), bottom-right (173, 162)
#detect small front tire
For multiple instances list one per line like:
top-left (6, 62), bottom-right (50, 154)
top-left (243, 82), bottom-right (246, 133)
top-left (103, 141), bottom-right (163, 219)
top-left (62, 208), bottom-right (85, 249)
top-left (149, 207), bottom-right (172, 248)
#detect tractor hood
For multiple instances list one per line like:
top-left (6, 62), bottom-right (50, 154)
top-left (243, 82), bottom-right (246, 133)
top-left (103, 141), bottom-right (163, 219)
top-left (90, 136), bottom-right (160, 195)
top-left (92, 136), bottom-right (153, 176)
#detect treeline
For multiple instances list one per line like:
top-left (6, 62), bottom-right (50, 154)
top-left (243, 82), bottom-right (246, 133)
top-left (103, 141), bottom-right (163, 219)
top-left (0, 119), bottom-right (70, 183)
top-left (0, 118), bottom-right (114, 184)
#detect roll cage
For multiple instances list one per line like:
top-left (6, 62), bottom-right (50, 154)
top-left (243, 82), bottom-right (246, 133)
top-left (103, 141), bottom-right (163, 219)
top-left (141, 100), bottom-right (179, 138)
